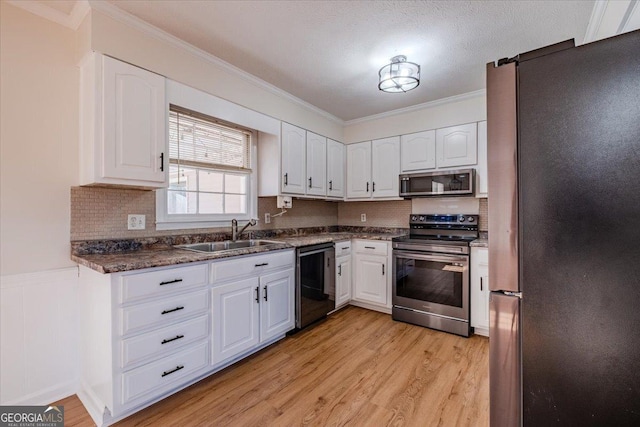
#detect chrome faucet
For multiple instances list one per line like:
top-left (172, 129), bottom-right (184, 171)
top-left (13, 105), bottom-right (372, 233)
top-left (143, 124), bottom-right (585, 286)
top-left (231, 218), bottom-right (257, 241)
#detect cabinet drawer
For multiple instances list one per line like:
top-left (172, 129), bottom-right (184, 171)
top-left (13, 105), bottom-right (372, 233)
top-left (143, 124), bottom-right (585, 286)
top-left (210, 250), bottom-right (294, 284)
top-left (120, 290), bottom-right (208, 336)
top-left (353, 240), bottom-right (388, 256)
top-left (335, 240), bottom-right (351, 256)
top-left (119, 264), bottom-right (208, 304)
top-left (120, 315), bottom-right (208, 369)
top-left (121, 341), bottom-right (208, 404)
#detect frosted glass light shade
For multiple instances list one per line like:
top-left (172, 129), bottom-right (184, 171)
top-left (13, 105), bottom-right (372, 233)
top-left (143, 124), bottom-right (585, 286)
top-left (378, 55), bottom-right (420, 93)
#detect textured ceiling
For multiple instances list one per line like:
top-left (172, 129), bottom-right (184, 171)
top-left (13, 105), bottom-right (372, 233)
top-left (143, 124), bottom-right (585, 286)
top-left (106, 0), bottom-right (595, 121)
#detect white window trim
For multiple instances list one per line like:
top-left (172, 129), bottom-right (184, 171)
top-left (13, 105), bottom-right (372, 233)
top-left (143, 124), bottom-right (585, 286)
top-left (156, 80), bottom-right (275, 230)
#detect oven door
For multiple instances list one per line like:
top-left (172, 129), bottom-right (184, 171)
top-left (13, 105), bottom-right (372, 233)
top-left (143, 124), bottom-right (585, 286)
top-left (392, 250), bottom-right (470, 321)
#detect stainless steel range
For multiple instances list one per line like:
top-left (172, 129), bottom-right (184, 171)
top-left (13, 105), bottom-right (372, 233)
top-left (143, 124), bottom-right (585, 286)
top-left (392, 214), bottom-right (479, 337)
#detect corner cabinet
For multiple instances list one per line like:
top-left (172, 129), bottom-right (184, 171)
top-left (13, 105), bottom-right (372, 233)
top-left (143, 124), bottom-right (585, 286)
top-left (346, 137), bottom-right (400, 200)
top-left (470, 247), bottom-right (489, 336)
top-left (78, 249), bottom-right (295, 426)
top-left (80, 53), bottom-right (167, 188)
top-left (351, 240), bottom-right (392, 312)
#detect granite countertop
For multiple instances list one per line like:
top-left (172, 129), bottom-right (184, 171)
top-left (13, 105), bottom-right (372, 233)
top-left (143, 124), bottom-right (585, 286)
top-left (73, 230), bottom-right (407, 274)
top-left (470, 238), bottom-right (489, 248)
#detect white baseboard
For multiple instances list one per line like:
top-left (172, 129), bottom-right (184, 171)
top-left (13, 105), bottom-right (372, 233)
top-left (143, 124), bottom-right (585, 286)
top-left (2, 380), bottom-right (78, 406)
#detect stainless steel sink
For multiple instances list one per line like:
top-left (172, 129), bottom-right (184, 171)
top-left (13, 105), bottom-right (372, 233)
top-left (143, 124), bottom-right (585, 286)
top-left (175, 240), bottom-right (283, 253)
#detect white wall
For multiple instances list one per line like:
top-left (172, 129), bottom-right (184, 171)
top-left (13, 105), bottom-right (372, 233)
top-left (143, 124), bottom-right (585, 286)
top-left (85, 5), bottom-right (344, 142)
top-left (0, 2), bottom-right (79, 275)
top-left (0, 2), bottom-right (81, 406)
top-left (343, 91), bottom-right (486, 143)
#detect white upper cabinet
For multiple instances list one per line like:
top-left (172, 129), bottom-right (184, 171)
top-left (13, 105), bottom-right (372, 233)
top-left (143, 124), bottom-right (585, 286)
top-left (326, 139), bottom-right (345, 198)
top-left (371, 136), bottom-right (401, 198)
top-left (346, 138), bottom-right (400, 200)
top-left (80, 54), bottom-right (167, 188)
top-left (280, 122), bottom-right (307, 194)
top-left (475, 121), bottom-right (488, 197)
top-left (435, 123), bottom-right (478, 168)
top-left (346, 142), bottom-right (372, 198)
top-left (401, 130), bottom-right (436, 172)
top-left (306, 131), bottom-right (327, 196)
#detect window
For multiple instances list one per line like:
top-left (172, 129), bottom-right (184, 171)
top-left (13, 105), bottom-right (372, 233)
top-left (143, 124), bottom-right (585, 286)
top-left (157, 105), bottom-right (256, 229)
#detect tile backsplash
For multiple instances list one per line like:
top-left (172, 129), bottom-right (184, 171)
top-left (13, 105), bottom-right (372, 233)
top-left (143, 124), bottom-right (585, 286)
top-left (71, 186), bottom-right (487, 241)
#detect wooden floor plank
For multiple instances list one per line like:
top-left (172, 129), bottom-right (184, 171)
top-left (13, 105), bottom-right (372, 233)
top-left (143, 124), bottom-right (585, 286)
top-left (52, 306), bottom-right (489, 426)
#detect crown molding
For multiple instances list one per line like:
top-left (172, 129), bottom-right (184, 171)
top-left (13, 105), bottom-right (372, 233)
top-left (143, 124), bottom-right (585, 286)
top-left (86, 1), bottom-right (344, 126)
top-left (344, 89), bottom-right (487, 126)
top-left (6, 0), bottom-right (90, 30)
top-left (619, 0), bottom-right (639, 33)
top-left (583, 0), bottom-right (639, 44)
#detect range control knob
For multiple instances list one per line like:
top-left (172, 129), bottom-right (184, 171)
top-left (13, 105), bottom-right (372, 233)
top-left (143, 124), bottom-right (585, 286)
top-left (419, 215), bottom-right (426, 222)
top-left (467, 217), bottom-right (475, 222)
top-left (411, 215), bottom-right (418, 222)
top-left (458, 216), bottom-right (466, 222)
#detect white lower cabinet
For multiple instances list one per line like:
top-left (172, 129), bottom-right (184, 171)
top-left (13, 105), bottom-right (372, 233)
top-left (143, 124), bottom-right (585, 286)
top-left (471, 247), bottom-right (490, 336)
top-left (351, 240), bottom-right (391, 310)
top-left (211, 267), bottom-right (295, 366)
top-left (335, 240), bottom-right (352, 308)
top-left (78, 249), bottom-right (295, 426)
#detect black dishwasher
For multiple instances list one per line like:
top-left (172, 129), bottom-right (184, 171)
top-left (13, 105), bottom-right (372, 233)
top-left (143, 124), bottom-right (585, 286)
top-left (296, 243), bottom-right (335, 329)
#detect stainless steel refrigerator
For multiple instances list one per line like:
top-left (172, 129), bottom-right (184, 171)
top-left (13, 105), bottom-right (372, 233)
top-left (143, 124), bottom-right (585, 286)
top-left (487, 30), bottom-right (640, 426)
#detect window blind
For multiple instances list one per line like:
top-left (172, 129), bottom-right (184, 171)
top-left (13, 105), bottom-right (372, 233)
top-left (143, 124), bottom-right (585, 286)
top-left (169, 105), bottom-right (252, 171)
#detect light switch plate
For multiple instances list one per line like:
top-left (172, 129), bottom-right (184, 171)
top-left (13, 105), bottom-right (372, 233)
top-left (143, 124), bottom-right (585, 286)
top-left (128, 214), bottom-right (145, 230)
top-left (361, 213), bottom-right (366, 222)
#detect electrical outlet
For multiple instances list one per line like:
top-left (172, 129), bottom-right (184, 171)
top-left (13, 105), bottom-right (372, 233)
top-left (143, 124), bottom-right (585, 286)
top-left (360, 213), bottom-right (367, 222)
top-left (128, 214), bottom-right (145, 230)
top-left (264, 213), bottom-right (271, 224)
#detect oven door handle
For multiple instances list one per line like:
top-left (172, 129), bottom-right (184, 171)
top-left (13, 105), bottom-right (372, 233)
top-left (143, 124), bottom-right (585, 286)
top-left (393, 250), bottom-right (468, 264)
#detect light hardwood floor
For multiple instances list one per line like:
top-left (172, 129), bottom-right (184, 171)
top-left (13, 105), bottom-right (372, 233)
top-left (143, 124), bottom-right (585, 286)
top-left (54, 306), bottom-right (489, 426)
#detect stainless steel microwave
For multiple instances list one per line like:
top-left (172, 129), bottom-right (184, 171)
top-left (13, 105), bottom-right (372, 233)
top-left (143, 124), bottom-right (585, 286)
top-left (399, 169), bottom-right (475, 197)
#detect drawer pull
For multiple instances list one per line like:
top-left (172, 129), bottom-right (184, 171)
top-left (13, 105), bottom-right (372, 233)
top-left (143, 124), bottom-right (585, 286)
top-left (161, 335), bottom-right (185, 345)
top-left (161, 306), bottom-right (184, 315)
top-left (161, 365), bottom-right (184, 377)
top-left (364, 246), bottom-right (375, 249)
top-left (341, 247), bottom-right (349, 250)
top-left (254, 263), bottom-right (269, 267)
top-left (159, 279), bottom-right (183, 286)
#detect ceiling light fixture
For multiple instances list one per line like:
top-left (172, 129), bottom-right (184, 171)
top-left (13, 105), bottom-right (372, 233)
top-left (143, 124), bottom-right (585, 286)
top-left (378, 55), bottom-right (420, 93)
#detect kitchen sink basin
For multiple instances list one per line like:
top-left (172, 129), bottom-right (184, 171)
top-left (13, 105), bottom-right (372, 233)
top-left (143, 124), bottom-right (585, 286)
top-left (175, 240), bottom-right (283, 253)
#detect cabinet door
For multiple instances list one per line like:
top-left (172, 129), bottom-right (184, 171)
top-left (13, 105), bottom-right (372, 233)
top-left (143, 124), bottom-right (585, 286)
top-left (259, 269), bottom-right (295, 342)
top-left (335, 256), bottom-right (352, 308)
top-left (401, 130), bottom-right (436, 172)
top-left (306, 132), bottom-right (327, 196)
top-left (436, 123), bottom-right (478, 168)
top-left (353, 254), bottom-right (387, 305)
top-left (327, 139), bottom-right (345, 198)
top-left (211, 277), bottom-right (260, 365)
top-left (102, 56), bottom-right (166, 184)
top-left (371, 136), bottom-right (400, 198)
top-left (281, 122), bottom-right (306, 194)
top-left (346, 142), bottom-right (371, 198)
top-left (471, 248), bottom-right (490, 335)
top-left (476, 121), bottom-right (488, 197)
